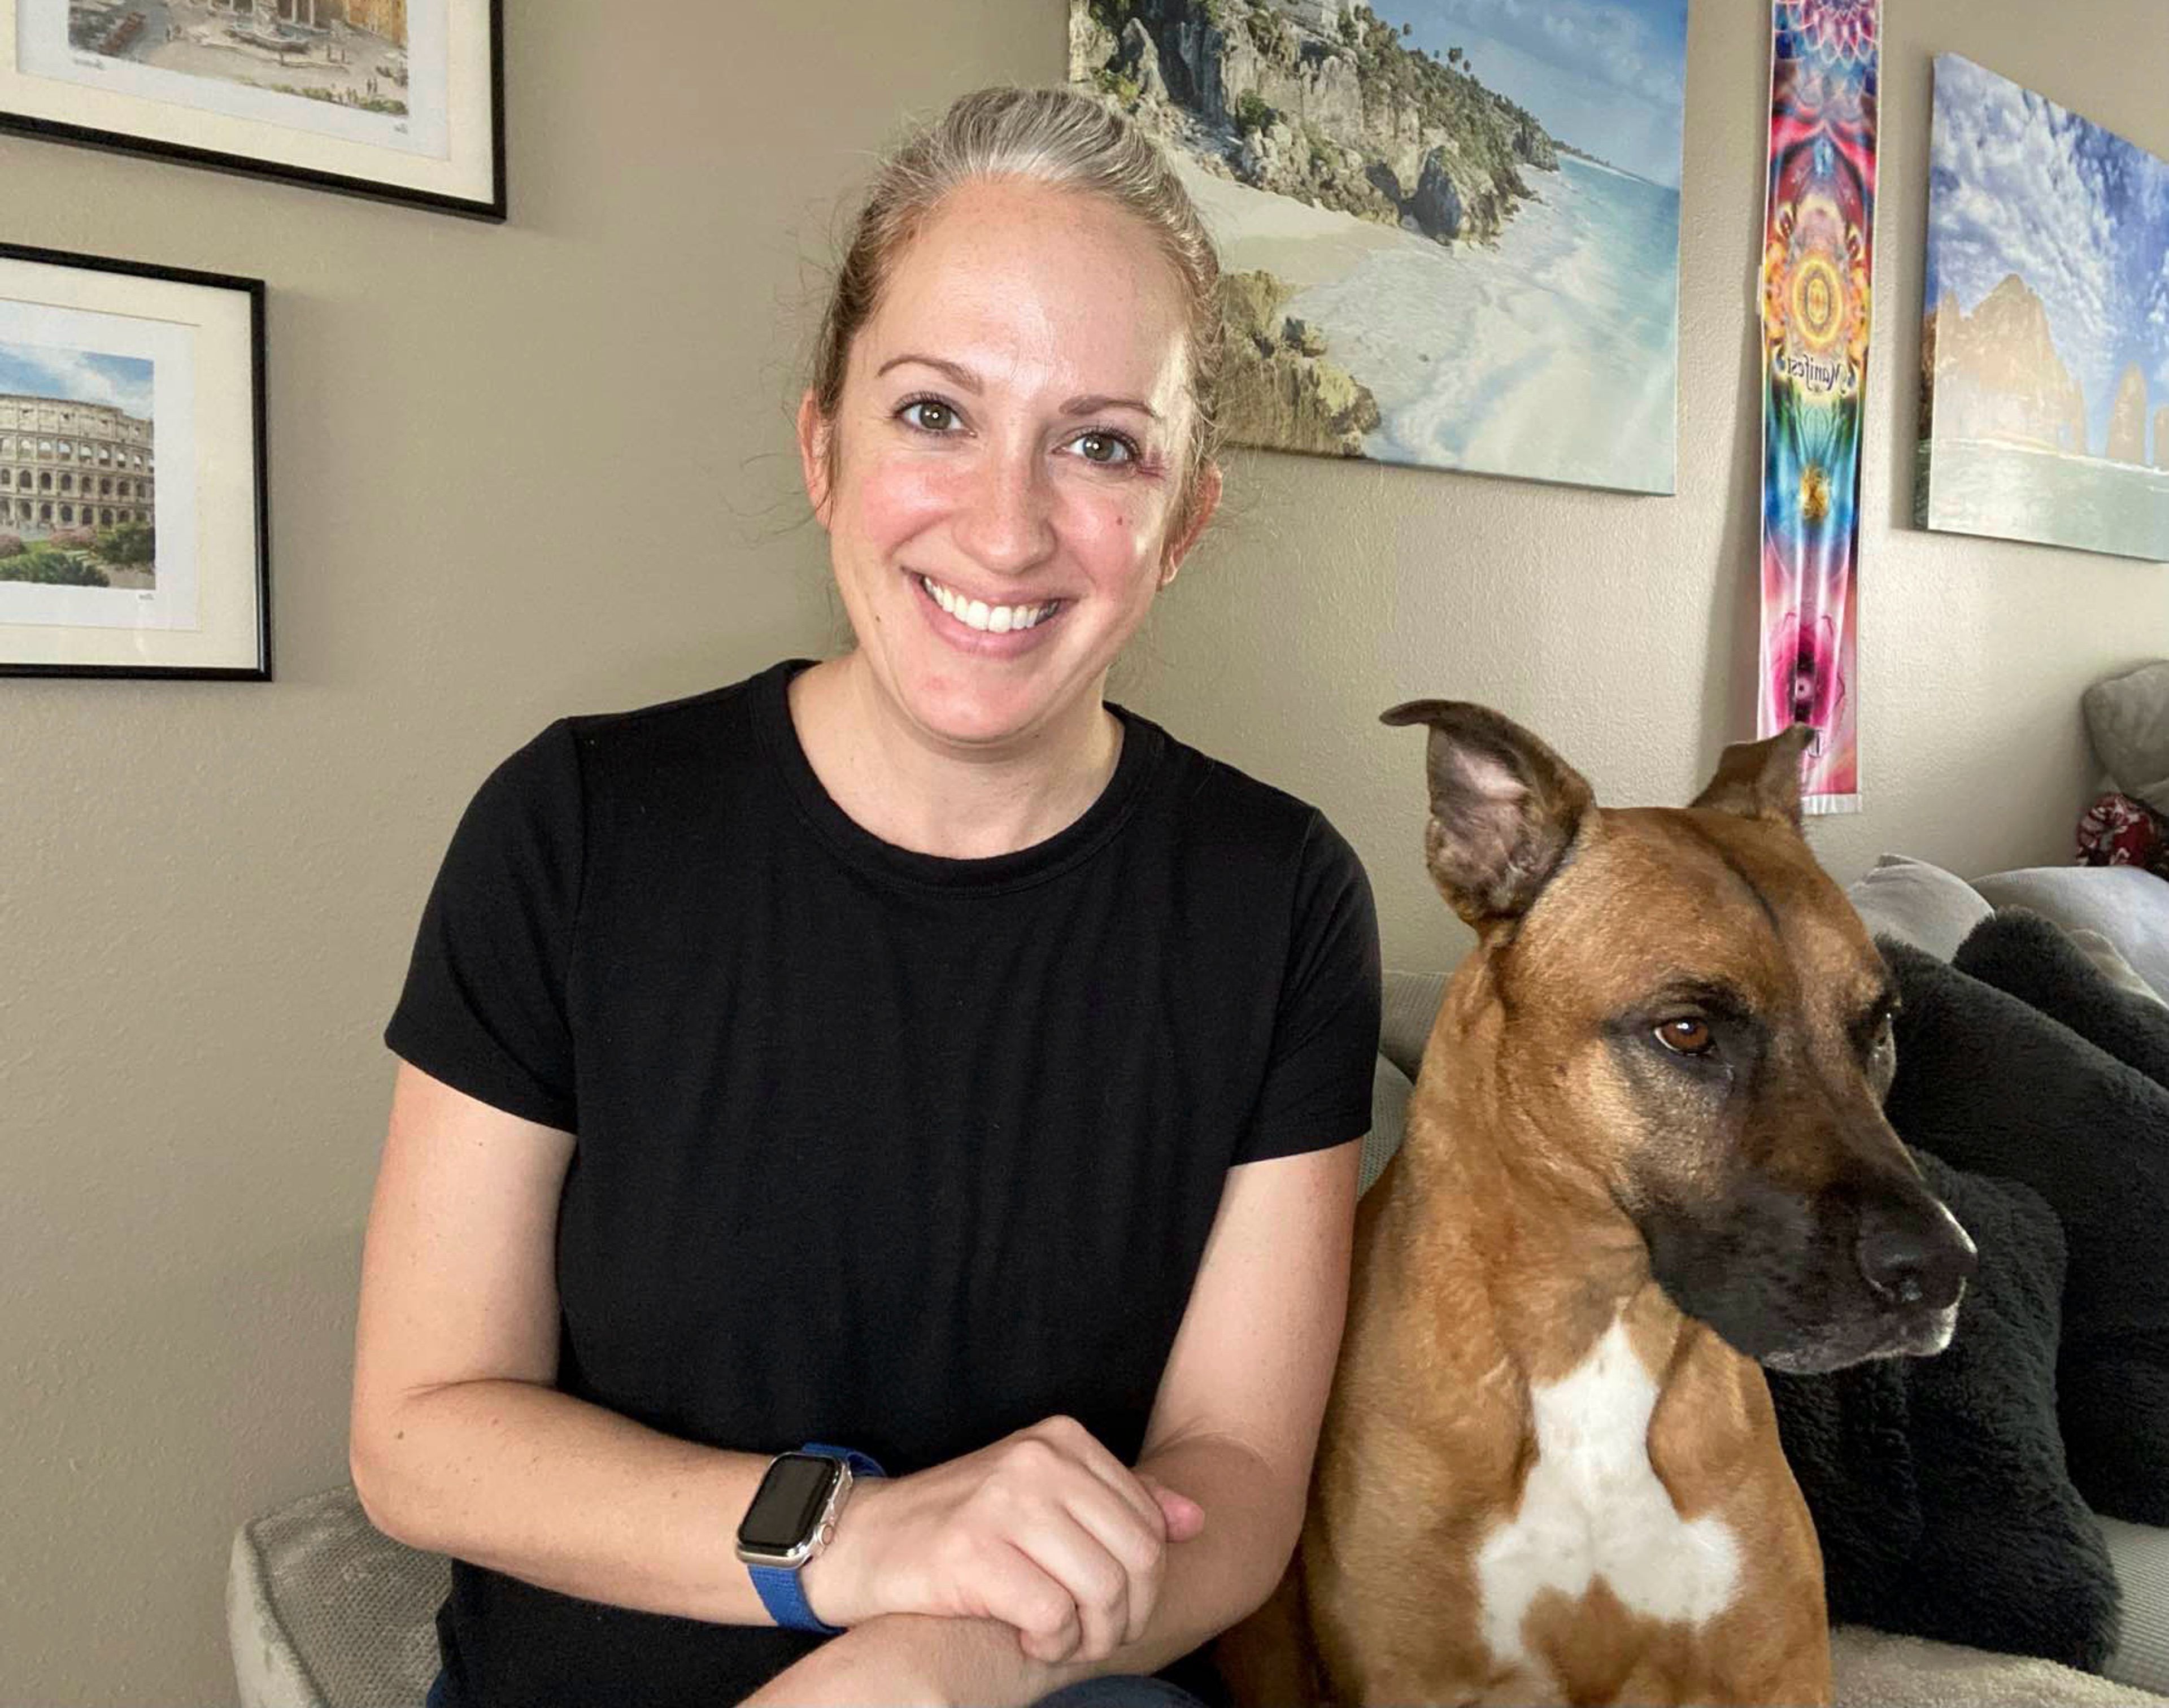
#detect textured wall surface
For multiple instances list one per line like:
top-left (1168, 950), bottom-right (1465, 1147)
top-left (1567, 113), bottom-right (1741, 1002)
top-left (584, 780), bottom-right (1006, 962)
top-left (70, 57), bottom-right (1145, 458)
top-left (1, 3), bottom-right (2163, 1702)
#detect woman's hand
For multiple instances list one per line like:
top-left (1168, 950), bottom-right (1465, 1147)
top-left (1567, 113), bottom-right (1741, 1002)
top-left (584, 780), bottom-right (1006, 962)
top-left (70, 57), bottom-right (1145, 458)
top-left (799, 1415), bottom-right (1203, 1665)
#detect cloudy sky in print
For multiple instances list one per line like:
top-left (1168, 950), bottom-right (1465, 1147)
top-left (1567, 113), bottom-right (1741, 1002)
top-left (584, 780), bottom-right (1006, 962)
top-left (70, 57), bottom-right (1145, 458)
top-left (1926, 54), bottom-right (2169, 457)
top-left (1388, 0), bottom-right (1689, 189)
top-left (0, 341), bottom-right (154, 420)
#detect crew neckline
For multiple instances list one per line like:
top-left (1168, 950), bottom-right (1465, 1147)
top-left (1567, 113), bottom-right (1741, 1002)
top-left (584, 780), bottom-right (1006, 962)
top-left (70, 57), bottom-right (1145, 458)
top-left (751, 659), bottom-right (1163, 894)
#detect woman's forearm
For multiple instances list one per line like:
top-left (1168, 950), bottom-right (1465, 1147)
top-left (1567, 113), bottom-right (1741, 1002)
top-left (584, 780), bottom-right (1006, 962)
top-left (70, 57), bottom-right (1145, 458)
top-left (351, 1376), bottom-right (776, 1625)
top-left (1092, 1431), bottom-right (1303, 1675)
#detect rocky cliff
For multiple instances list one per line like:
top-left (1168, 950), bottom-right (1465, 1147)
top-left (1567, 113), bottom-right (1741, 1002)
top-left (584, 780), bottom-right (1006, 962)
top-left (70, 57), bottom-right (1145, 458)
top-left (2109, 363), bottom-right (2151, 466)
top-left (1077, 0), bottom-right (1558, 246)
top-left (1923, 276), bottom-right (2089, 454)
top-left (1218, 268), bottom-right (1381, 455)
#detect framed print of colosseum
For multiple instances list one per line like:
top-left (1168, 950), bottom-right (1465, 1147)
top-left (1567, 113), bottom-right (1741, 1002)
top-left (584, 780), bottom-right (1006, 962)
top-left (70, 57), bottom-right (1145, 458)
top-left (0, 1), bottom-right (502, 220)
top-left (0, 243), bottom-right (268, 679)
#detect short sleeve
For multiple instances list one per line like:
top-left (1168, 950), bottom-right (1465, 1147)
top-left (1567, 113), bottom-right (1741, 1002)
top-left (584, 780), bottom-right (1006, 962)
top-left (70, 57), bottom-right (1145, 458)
top-left (1235, 815), bottom-right (1383, 1165)
top-left (383, 720), bottom-right (586, 1131)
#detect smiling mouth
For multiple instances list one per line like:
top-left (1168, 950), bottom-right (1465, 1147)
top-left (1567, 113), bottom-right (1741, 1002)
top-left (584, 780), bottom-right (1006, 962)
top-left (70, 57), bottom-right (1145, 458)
top-left (915, 573), bottom-right (1064, 635)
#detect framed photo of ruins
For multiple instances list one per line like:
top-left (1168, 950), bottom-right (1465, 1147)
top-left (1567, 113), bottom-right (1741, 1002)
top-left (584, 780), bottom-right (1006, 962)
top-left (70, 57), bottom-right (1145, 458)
top-left (0, 0), bottom-right (503, 220)
top-left (0, 242), bottom-right (269, 679)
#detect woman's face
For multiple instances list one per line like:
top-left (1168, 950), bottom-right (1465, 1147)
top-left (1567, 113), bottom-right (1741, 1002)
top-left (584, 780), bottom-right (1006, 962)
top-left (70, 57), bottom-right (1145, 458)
top-left (800, 177), bottom-right (1218, 755)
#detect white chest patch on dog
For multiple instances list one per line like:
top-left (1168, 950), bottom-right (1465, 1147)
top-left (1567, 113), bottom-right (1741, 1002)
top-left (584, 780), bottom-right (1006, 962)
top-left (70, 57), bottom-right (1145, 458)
top-left (1474, 1319), bottom-right (1742, 1672)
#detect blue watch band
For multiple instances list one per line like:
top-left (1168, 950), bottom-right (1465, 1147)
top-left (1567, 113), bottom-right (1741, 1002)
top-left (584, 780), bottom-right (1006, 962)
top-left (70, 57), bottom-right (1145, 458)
top-left (746, 1445), bottom-right (886, 1636)
top-left (747, 1561), bottom-right (836, 1636)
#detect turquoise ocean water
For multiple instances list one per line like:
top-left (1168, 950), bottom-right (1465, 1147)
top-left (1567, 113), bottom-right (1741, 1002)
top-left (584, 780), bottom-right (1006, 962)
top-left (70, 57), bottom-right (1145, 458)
top-left (1285, 155), bottom-right (1683, 494)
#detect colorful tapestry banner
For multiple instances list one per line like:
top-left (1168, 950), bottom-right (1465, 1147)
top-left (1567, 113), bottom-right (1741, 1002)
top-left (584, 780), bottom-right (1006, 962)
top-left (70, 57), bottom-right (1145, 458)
top-left (1757, 0), bottom-right (1879, 813)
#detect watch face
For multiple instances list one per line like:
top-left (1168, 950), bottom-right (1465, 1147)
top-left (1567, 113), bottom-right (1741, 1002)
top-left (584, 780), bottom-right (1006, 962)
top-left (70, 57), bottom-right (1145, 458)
top-left (738, 1454), bottom-right (842, 1555)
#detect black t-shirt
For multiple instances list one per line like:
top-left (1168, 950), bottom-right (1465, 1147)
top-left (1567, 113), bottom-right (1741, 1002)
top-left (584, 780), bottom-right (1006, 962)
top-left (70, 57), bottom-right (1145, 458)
top-left (384, 659), bottom-right (1381, 1707)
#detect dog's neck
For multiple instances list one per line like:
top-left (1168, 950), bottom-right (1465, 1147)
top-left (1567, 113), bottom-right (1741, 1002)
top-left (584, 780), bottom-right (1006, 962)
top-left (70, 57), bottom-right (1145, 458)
top-left (1401, 957), bottom-right (1687, 1389)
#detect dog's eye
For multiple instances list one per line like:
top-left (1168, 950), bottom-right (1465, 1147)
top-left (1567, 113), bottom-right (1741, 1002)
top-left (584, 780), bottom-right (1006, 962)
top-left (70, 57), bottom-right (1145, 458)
top-left (1654, 1017), bottom-right (1715, 1056)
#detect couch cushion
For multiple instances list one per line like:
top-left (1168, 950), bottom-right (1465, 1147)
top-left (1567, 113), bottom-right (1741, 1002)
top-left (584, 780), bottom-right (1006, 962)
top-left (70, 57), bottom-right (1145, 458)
top-left (2101, 1516), bottom-right (2169, 1698)
top-left (1361, 1054), bottom-right (1411, 1195)
top-left (1830, 1625), bottom-right (2163, 1705)
top-left (1971, 866), bottom-right (2169, 1001)
top-left (1380, 969), bottom-right (1446, 1083)
top-left (2068, 929), bottom-right (2169, 1010)
top-left (1770, 1153), bottom-right (2120, 1672)
top-left (1845, 855), bottom-right (1994, 961)
top-left (2086, 662), bottom-right (2169, 817)
top-left (229, 1486), bottom-right (447, 1708)
top-left (1881, 941), bottom-right (2169, 1527)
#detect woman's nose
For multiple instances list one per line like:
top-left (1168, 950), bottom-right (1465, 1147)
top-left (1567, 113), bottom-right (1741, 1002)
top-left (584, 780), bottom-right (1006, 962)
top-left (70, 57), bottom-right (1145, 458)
top-left (952, 446), bottom-right (1055, 576)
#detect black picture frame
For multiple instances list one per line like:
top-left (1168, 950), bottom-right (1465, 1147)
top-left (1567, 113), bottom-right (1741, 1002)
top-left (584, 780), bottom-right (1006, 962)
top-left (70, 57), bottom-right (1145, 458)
top-left (0, 240), bottom-right (270, 681)
top-left (0, 0), bottom-right (505, 223)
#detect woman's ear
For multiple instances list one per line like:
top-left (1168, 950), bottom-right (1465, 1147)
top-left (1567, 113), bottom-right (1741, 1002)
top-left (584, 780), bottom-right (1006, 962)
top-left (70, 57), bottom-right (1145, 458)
top-left (1160, 461), bottom-right (1223, 587)
top-left (795, 390), bottom-right (834, 528)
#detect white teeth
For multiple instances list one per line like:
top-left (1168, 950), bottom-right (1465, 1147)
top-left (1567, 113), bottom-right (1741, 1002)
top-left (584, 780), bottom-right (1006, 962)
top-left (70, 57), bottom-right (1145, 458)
top-left (917, 575), bottom-right (1055, 634)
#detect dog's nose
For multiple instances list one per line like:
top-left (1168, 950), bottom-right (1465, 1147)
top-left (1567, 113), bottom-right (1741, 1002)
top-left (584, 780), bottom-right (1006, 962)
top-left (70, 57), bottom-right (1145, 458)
top-left (1856, 1197), bottom-right (1978, 1310)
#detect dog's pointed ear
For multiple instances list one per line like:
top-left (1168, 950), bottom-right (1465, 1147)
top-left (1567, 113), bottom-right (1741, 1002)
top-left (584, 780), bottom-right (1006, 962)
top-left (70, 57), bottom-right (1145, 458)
top-left (1380, 700), bottom-right (1596, 927)
top-left (1691, 725), bottom-right (1813, 830)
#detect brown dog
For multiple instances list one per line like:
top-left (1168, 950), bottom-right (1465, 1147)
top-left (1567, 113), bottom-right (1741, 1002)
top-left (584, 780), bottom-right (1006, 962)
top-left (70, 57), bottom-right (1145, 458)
top-left (1220, 706), bottom-right (1978, 1707)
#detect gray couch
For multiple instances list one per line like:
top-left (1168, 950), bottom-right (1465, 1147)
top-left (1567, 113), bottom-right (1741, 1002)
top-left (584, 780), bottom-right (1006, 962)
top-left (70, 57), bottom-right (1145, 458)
top-left (229, 859), bottom-right (2169, 1706)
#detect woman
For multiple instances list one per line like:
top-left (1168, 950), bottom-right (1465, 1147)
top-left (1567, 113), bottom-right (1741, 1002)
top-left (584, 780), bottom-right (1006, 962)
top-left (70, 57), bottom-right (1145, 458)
top-left (350, 85), bottom-right (1381, 1708)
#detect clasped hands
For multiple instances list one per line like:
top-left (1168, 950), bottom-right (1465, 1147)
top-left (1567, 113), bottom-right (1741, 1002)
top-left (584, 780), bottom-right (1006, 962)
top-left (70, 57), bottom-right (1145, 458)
top-left (799, 1414), bottom-right (1204, 1665)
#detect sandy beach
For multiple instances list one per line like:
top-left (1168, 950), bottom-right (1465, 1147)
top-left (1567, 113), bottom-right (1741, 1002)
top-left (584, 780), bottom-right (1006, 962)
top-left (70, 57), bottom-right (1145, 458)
top-left (1179, 149), bottom-right (1680, 494)
top-left (1173, 157), bottom-right (1403, 295)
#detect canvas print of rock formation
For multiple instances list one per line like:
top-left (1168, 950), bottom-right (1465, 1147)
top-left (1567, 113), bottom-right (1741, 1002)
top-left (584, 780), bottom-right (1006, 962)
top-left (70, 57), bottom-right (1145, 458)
top-left (1069, 0), bottom-right (1688, 494)
top-left (1918, 55), bottom-right (2169, 563)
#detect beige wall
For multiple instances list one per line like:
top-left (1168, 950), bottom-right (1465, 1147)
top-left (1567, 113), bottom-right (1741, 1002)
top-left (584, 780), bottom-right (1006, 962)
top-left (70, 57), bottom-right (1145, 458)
top-left (2, 3), bottom-right (2163, 1701)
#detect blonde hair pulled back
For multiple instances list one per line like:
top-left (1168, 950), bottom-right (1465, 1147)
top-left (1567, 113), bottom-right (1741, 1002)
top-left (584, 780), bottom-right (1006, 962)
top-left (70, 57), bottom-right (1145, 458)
top-left (810, 85), bottom-right (1225, 536)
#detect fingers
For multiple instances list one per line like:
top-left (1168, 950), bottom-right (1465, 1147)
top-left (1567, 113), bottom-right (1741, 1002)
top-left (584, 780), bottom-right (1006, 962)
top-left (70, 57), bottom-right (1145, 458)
top-left (1136, 1472), bottom-right (1206, 1544)
top-left (1009, 1504), bottom-right (1135, 1661)
top-left (984, 1441), bottom-right (1155, 1653)
top-left (1029, 1421), bottom-right (1168, 1639)
top-left (865, 1419), bottom-right (1196, 1665)
top-left (1030, 1416), bottom-right (1166, 1541)
top-left (977, 1539), bottom-right (1083, 1665)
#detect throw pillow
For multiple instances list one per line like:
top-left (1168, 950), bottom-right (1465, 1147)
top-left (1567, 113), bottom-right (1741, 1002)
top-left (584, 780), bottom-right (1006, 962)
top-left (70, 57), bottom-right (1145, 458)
top-left (1955, 910), bottom-right (2169, 1090)
top-left (1879, 939), bottom-right (2169, 1526)
top-left (1844, 854), bottom-right (1992, 961)
top-left (1769, 1153), bottom-right (2120, 1672)
top-left (1971, 865), bottom-right (2169, 1002)
top-left (2085, 660), bottom-right (2169, 816)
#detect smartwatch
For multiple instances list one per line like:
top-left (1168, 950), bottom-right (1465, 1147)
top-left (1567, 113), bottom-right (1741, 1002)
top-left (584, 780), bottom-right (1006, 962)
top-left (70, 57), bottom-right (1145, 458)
top-left (734, 1444), bottom-right (885, 1635)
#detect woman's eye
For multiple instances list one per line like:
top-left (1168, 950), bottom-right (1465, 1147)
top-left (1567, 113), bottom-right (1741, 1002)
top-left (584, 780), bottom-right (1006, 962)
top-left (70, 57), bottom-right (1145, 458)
top-left (1654, 1017), bottom-right (1715, 1057)
top-left (901, 400), bottom-right (957, 433)
top-left (1070, 430), bottom-right (1134, 465)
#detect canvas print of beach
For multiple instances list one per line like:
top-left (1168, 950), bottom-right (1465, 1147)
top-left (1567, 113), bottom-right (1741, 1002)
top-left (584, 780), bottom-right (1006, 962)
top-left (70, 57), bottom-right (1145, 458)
top-left (1069, 0), bottom-right (1688, 494)
top-left (1918, 55), bottom-right (2169, 563)
top-left (0, 339), bottom-right (157, 594)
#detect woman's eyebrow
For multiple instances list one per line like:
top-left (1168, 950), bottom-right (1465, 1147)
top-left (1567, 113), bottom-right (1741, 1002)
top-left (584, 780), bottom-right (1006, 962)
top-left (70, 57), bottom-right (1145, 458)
top-left (872, 356), bottom-right (1158, 422)
top-left (876, 353), bottom-right (982, 390)
top-left (1061, 393), bottom-right (1160, 421)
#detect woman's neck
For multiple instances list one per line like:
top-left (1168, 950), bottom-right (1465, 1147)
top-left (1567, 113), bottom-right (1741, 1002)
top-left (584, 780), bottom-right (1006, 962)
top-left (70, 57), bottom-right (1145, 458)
top-left (786, 653), bottom-right (1124, 859)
